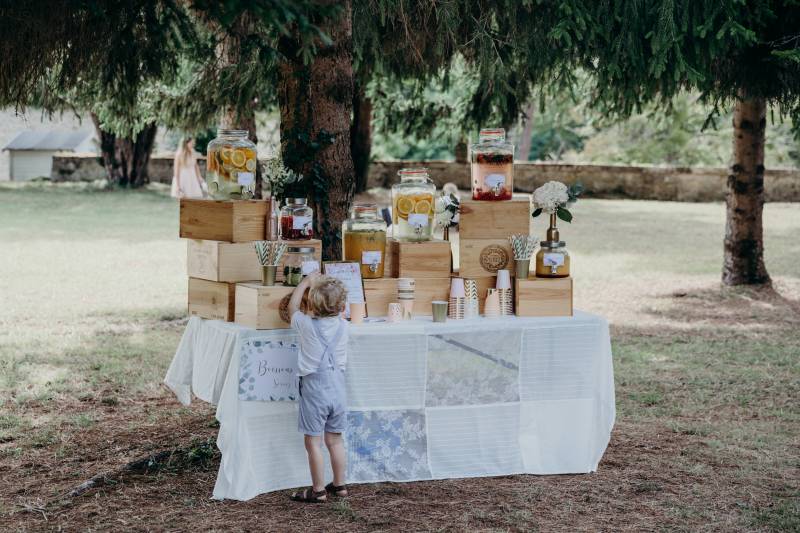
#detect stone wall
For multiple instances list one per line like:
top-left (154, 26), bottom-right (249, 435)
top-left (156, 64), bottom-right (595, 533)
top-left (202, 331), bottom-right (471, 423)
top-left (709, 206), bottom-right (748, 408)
top-left (51, 153), bottom-right (800, 202)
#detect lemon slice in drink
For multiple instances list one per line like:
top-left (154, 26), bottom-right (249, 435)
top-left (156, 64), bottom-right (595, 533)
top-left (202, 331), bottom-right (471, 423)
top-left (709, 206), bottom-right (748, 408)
top-left (396, 196), bottom-right (415, 217)
top-left (220, 147), bottom-right (232, 162)
top-left (231, 149), bottom-right (247, 168)
top-left (414, 199), bottom-right (432, 214)
top-left (245, 158), bottom-right (256, 171)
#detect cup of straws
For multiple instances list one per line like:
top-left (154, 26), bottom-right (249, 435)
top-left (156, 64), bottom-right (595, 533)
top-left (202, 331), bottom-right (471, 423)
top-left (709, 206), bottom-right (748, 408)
top-left (509, 233), bottom-right (538, 280)
top-left (254, 241), bottom-right (288, 286)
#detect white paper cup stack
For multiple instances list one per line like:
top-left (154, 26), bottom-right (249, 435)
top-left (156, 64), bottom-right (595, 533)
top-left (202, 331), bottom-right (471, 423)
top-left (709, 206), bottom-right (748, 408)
top-left (484, 288), bottom-right (501, 318)
top-left (397, 278), bottom-right (415, 319)
top-left (448, 277), bottom-right (466, 320)
top-left (496, 269), bottom-right (513, 316)
top-left (464, 279), bottom-right (480, 319)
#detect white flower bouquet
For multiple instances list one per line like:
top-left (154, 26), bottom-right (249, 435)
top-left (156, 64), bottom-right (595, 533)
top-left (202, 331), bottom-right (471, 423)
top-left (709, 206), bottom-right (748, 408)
top-left (262, 155), bottom-right (303, 199)
top-left (532, 180), bottom-right (583, 222)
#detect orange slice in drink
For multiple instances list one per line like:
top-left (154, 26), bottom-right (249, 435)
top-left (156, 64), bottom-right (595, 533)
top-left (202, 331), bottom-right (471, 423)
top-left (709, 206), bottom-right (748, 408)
top-left (396, 196), bottom-right (415, 217)
top-left (245, 158), bottom-right (256, 172)
top-left (231, 149), bottom-right (247, 168)
top-left (220, 147), bottom-right (232, 162)
top-left (414, 198), bottom-right (432, 214)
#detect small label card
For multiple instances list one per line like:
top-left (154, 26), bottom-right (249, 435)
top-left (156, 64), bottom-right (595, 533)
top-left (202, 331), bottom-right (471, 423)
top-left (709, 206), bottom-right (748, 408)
top-left (239, 338), bottom-right (299, 402)
top-left (543, 253), bottom-right (565, 267)
top-left (301, 260), bottom-right (320, 275)
top-left (407, 213), bottom-right (429, 228)
top-left (292, 215), bottom-right (312, 230)
top-left (484, 173), bottom-right (506, 188)
top-left (237, 172), bottom-right (254, 186)
top-left (361, 250), bottom-right (382, 265)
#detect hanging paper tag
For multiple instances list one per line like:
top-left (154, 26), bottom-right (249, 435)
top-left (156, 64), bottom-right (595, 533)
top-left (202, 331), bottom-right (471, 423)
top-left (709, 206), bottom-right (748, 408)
top-left (292, 215), bottom-right (312, 230)
top-left (543, 253), bottom-right (564, 267)
top-left (301, 260), bottom-right (320, 275)
top-left (237, 172), bottom-right (254, 186)
top-left (484, 173), bottom-right (506, 188)
top-left (361, 250), bottom-right (382, 265)
top-left (407, 214), bottom-right (429, 228)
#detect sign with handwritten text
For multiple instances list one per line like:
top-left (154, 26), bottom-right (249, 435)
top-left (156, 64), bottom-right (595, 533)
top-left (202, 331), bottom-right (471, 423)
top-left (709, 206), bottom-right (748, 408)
top-left (239, 338), bottom-right (299, 402)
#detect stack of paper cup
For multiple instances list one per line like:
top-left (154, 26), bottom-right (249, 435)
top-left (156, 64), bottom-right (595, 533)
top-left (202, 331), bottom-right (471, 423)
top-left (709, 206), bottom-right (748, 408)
top-left (496, 269), bottom-right (513, 316)
top-left (387, 302), bottom-right (403, 323)
top-left (397, 278), bottom-right (415, 319)
top-left (448, 277), bottom-right (466, 320)
top-left (484, 288), bottom-right (501, 318)
top-left (464, 279), bottom-right (480, 319)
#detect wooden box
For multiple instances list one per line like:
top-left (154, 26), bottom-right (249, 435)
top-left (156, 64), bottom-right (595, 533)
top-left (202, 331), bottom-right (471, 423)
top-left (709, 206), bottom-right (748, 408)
top-left (458, 197), bottom-right (531, 240)
top-left (276, 239), bottom-right (322, 282)
top-left (188, 278), bottom-right (235, 321)
top-left (180, 199), bottom-right (268, 242)
top-left (234, 283), bottom-right (295, 329)
top-left (459, 238), bottom-right (514, 278)
top-left (383, 238), bottom-right (452, 278)
top-left (515, 277), bottom-right (573, 317)
top-left (364, 277), bottom-right (450, 317)
top-left (187, 240), bottom-right (261, 282)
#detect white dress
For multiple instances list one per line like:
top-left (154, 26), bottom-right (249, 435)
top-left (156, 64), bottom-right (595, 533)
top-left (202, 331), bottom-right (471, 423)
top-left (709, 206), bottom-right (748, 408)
top-left (171, 154), bottom-right (206, 199)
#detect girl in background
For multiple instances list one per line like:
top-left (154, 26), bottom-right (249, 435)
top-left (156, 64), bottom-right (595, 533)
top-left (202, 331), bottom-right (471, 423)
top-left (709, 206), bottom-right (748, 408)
top-left (171, 137), bottom-right (206, 199)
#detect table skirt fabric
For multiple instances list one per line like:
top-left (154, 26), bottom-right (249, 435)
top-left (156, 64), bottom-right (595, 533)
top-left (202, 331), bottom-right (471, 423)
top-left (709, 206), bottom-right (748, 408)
top-left (164, 313), bottom-right (616, 501)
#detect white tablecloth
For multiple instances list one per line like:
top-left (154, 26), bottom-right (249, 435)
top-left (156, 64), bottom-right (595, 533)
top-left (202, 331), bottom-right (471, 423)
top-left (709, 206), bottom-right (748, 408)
top-left (165, 312), bottom-right (615, 501)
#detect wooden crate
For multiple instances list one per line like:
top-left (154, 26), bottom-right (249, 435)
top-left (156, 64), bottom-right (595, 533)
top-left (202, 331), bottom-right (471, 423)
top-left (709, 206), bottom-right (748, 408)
top-left (188, 278), bottom-right (235, 321)
top-left (234, 283), bottom-right (296, 329)
top-left (383, 238), bottom-right (452, 278)
top-left (276, 239), bottom-right (322, 282)
top-left (458, 197), bottom-right (531, 240)
top-left (364, 277), bottom-right (450, 317)
top-left (187, 240), bottom-right (261, 282)
top-left (459, 238), bottom-right (514, 278)
top-left (180, 199), bottom-right (268, 242)
top-left (515, 277), bottom-right (573, 317)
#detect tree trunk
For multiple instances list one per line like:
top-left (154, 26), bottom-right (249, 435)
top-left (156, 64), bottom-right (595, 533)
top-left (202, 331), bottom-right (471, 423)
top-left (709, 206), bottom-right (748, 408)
top-left (278, 1), bottom-right (355, 260)
top-left (218, 13), bottom-right (262, 199)
top-left (723, 94), bottom-right (770, 286)
top-left (91, 113), bottom-right (156, 188)
top-left (351, 80), bottom-right (372, 193)
top-left (517, 102), bottom-right (536, 161)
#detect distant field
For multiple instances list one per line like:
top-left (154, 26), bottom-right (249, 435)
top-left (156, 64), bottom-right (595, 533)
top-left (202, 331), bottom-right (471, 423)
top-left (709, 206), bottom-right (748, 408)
top-left (0, 182), bottom-right (798, 531)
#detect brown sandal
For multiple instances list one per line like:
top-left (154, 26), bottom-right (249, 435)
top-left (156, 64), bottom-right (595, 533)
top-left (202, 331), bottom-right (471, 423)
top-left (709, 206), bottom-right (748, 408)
top-left (325, 482), bottom-right (348, 497)
top-left (290, 487), bottom-right (327, 503)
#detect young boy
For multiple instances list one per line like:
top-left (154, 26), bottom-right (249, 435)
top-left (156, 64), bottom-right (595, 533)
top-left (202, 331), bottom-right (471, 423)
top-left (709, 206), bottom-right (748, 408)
top-left (288, 273), bottom-right (350, 503)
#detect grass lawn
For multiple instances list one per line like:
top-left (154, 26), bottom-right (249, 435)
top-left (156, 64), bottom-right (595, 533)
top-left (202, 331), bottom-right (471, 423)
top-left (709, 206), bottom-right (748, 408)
top-left (0, 181), bottom-right (798, 531)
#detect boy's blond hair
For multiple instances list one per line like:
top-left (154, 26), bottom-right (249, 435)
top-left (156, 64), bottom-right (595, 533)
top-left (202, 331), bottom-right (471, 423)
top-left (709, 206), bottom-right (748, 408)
top-left (307, 275), bottom-right (347, 318)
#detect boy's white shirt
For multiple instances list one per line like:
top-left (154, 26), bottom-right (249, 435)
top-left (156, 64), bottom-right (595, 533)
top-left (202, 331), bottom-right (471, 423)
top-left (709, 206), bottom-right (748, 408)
top-left (291, 311), bottom-right (349, 377)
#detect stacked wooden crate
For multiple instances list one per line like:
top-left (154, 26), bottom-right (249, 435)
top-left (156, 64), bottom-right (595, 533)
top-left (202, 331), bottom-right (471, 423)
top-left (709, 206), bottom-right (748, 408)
top-left (180, 199), bottom-right (321, 325)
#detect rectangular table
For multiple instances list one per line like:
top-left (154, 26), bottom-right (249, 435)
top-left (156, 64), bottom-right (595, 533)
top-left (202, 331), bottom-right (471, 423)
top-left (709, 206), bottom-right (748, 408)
top-left (164, 312), bottom-right (615, 501)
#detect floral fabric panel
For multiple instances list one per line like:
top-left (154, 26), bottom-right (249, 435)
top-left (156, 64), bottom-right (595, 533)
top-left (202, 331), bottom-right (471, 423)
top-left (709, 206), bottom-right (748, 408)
top-left (426, 330), bottom-right (521, 406)
top-left (346, 410), bottom-right (431, 482)
top-left (239, 337), bottom-right (300, 402)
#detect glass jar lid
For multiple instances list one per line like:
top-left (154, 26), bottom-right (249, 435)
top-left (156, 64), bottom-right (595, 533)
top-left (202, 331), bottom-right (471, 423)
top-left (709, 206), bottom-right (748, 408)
top-left (351, 203), bottom-right (378, 218)
top-left (286, 198), bottom-right (307, 205)
top-left (397, 168), bottom-right (429, 180)
top-left (479, 128), bottom-right (506, 142)
top-left (540, 240), bottom-right (567, 248)
top-left (287, 246), bottom-right (316, 254)
top-left (217, 128), bottom-right (249, 137)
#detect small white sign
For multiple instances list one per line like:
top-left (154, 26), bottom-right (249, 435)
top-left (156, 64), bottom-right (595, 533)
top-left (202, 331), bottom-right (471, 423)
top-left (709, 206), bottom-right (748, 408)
top-left (292, 215), bottom-right (312, 230)
top-left (239, 339), bottom-right (299, 402)
top-left (323, 262), bottom-right (366, 309)
top-left (237, 172), bottom-right (254, 186)
top-left (361, 250), bottom-right (382, 265)
top-left (543, 253), bottom-right (565, 267)
top-left (484, 173), bottom-right (506, 188)
top-left (407, 213), bottom-right (429, 228)
top-left (301, 260), bottom-right (320, 275)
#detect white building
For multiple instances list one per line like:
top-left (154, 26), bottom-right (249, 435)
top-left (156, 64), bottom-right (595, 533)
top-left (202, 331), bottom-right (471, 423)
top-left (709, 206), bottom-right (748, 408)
top-left (2, 129), bottom-right (96, 181)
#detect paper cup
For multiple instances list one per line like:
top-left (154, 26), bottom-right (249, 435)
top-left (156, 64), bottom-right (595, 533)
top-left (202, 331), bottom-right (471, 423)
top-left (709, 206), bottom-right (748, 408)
top-left (387, 302), bottom-right (403, 323)
top-left (449, 277), bottom-right (466, 298)
top-left (350, 302), bottom-right (365, 324)
top-left (398, 278), bottom-right (415, 290)
top-left (496, 269), bottom-right (512, 289)
top-left (400, 299), bottom-right (414, 320)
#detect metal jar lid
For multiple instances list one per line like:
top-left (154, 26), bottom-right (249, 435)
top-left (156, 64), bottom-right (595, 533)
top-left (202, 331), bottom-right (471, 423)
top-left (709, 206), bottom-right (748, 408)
top-left (287, 198), bottom-right (307, 205)
top-left (287, 247), bottom-right (316, 254)
top-left (540, 240), bottom-right (567, 248)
